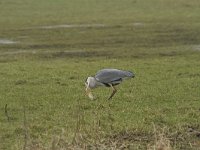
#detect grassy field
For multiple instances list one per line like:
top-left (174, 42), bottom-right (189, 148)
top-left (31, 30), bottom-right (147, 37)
top-left (0, 0), bottom-right (200, 149)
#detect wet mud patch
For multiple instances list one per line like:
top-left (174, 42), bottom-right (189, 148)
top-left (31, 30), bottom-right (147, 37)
top-left (0, 49), bottom-right (112, 59)
top-left (0, 50), bottom-right (37, 56)
top-left (39, 50), bottom-right (112, 59)
top-left (159, 51), bottom-right (178, 57)
top-left (0, 57), bottom-right (17, 63)
top-left (28, 43), bottom-right (67, 49)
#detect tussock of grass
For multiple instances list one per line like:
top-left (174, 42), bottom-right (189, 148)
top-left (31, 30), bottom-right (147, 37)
top-left (148, 126), bottom-right (172, 150)
top-left (11, 102), bottom-right (200, 150)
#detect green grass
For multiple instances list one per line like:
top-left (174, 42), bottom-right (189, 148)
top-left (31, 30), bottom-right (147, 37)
top-left (0, 0), bottom-right (200, 149)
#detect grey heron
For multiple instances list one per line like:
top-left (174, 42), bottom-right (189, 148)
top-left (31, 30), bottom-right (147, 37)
top-left (85, 69), bottom-right (135, 100)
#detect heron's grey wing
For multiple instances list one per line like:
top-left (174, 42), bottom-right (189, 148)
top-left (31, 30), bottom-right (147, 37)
top-left (95, 69), bottom-right (134, 83)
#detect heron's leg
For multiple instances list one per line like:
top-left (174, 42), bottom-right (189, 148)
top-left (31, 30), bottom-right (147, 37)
top-left (108, 84), bottom-right (117, 100)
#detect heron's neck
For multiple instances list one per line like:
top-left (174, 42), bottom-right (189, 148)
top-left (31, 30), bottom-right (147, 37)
top-left (89, 77), bottom-right (104, 88)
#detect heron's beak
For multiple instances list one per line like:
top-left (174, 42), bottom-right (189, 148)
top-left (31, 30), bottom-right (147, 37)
top-left (85, 86), bottom-right (94, 100)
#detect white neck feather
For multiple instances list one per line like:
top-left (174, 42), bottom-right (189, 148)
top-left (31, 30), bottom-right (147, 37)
top-left (87, 77), bottom-right (103, 89)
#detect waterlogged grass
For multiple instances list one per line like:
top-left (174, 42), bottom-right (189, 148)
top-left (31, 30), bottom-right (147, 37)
top-left (0, 0), bottom-right (200, 149)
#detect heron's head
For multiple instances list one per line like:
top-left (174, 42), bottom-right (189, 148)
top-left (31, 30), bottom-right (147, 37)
top-left (85, 77), bottom-right (96, 100)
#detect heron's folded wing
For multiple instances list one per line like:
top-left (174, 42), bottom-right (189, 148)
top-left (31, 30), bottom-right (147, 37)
top-left (95, 69), bottom-right (134, 83)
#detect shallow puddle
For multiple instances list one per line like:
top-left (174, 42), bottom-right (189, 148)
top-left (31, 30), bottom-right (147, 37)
top-left (132, 22), bottom-right (145, 27)
top-left (0, 39), bottom-right (17, 44)
top-left (38, 24), bottom-right (106, 29)
top-left (193, 45), bottom-right (200, 51)
top-left (0, 50), bottom-right (111, 58)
